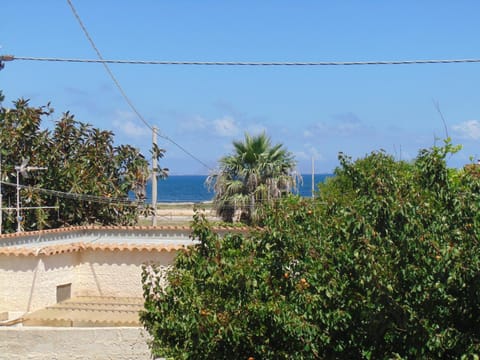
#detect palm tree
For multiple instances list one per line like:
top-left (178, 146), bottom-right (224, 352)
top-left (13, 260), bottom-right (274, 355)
top-left (206, 132), bottom-right (300, 223)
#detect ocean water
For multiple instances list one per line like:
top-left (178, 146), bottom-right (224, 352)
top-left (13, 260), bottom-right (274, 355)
top-left (146, 174), bottom-right (332, 203)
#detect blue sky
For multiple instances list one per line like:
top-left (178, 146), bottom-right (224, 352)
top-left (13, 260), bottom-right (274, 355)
top-left (1, 1), bottom-right (480, 174)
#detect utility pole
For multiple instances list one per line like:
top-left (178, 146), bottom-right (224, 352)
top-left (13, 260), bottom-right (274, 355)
top-left (0, 153), bottom-right (2, 234)
top-left (311, 156), bottom-right (315, 199)
top-left (152, 127), bottom-right (158, 226)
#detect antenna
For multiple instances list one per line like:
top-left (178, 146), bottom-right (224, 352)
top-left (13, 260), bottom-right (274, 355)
top-left (152, 127), bottom-right (158, 226)
top-left (14, 159), bottom-right (49, 232)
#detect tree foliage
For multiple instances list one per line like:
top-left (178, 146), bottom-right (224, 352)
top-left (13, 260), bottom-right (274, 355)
top-left (142, 139), bottom-right (480, 359)
top-left (206, 132), bottom-right (299, 224)
top-left (0, 95), bottom-right (166, 232)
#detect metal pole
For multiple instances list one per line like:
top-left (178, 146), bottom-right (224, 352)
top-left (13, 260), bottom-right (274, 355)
top-left (152, 126), bottom-right (158, 226)
top-left (311, 157), bottom-right (315, 199)
top-left (14, 165), bottom-right (47, 233)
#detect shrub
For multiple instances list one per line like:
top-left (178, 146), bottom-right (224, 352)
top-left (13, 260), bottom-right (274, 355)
top-left (142, 139), bottom-right (480, 359)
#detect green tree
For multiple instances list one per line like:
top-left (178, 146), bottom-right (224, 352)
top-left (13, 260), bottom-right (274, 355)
top-left (0, 94), bottom-right (167, 232)
top-left (206, 132), bottom-right (299, 224)
top-left (142, 139), bottom-right (480, 359)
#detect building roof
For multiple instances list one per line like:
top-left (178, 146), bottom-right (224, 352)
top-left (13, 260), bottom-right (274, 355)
top-left (0, 224), bottom-right (249, 240)
top-left (0, 241), bottom-right (187, 257)
top-left (0, 225), bottom-right (250, 256)
top-left (0, 225), bottom-right (192, 240)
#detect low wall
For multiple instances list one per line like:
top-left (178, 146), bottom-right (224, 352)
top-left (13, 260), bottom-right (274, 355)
top-left (0, 327), bottom-right (159, 360)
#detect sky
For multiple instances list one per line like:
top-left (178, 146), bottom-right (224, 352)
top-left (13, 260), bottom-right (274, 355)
top-left (1, 1), bottom-right (480, 175)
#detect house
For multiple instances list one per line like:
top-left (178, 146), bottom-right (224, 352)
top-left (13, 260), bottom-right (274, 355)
top-left (0, 225), bottom-right (195, 359)
top-left (0, 226), bottom-right (196, 319)
top-left (0, 224), bottom-right (247, 359)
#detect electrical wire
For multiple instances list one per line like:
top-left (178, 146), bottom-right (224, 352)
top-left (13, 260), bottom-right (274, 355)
top-left (6, 51), bottom-right (477, 171)
top-left (4, 55), bottom-right (480, 66)
top-left (65, 0), bottom-right (151, 131)
top-left (0, 180), bottom-right (317, 209)
top-left (1, 181), bottom-right (141, 207)
top-left (65, 0), bottom-right (212, 171)
top-left (4, 2), bottom-right (477, 173)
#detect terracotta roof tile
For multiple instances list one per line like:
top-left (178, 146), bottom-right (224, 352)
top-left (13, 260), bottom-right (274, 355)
top-left (0, 248), bottom-right (38, 257)
top-left (0, 225), bottom-right (250, 256)
top-left (0, 241), bottom-right (187, 257)
top-left (0, 224), bottom-right (250, 240)
top-left (0, 225), bottom-right (182, 240)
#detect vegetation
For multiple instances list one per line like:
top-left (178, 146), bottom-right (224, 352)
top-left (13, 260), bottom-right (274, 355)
top-left (142, 139), bottom-right (480, 359)
top-left (0, 92), bottom-right (167, 232)
top-left (206, 132), bottom-right (299, 224)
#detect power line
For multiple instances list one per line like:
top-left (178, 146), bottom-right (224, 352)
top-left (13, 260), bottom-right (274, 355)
top-left (0, 180), bottom-right (313, 210)
top-left (64, 0), bottom-right (212, 171)
top-left (65, 0), bottom-right (152, 132)
top-left (1, 181), bottom-right (140, 207)
top-left (4, 52), bottom-right (478, 174)
top-left (3, 55), bottom-right (480, 66)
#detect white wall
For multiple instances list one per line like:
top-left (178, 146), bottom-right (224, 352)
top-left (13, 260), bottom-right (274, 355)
top-left (0, 250), bottom-right (176, 313)
top-left (75, 250), bottom-right (175, 297)
top-left (0, 253), bottom-right (79, 313)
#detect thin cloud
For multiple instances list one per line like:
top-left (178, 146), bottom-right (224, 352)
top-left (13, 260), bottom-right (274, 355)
top-left (179, 115), bottom-right (208, 132)
top-left (65, 87), bottom-right (89, 97)
top-left (304, 112), bottom-right (368, 138)
top-left (304, 129), bottom-right (314, 138)
top-left (453, 120), bottom-right (480, 140)
top-left (306, 144), bottom-right (323, 161)
top-left (246, 123), bottom-right (267, 135)
top-left (213, 116), bottom-right (239, 137)
top-left (295, 144), bottom-right (324, 161)
top-left (332, 113), bottom-right (363, 135)
top-left (213, 100), bottom-right (245, 119)
top-left (177, 114), bottom-right (240, 137)
top-left (112, 110), bottom-right (150, 138)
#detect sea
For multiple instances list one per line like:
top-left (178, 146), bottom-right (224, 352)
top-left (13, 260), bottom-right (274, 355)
top-left (145, 174), bottom-right (333, 203)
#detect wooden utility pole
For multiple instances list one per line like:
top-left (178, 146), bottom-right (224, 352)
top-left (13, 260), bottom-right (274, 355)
top-left (311, 157), bottom-right (315, 199)
top-left (0, 154), bottom-right (2, 234)
top-left (152, 127), bottom-right (158, 226)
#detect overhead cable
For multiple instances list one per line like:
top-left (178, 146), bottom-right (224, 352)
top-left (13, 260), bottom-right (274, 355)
top-left (64, 0), bottom-right (212, 171)
top-left (1, 181), bottom-right (140, 207)
top-left (65, 0), bottom-right (152, 130)
top-left (3, 55), bottom-right (480, 67)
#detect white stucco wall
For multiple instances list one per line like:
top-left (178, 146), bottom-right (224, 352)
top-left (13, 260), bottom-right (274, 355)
top-left (0, 255), bottom-right (38, 313)
top-left (0, 252), bottom-right (79, 313)
top-left (75, 250), bottom-right (175, 297)
top-left (0, 250), bottom-right (176, 314)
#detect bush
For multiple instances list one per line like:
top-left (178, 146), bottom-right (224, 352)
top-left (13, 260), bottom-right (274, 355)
top-left (141, 139), bottom-right (480, 359)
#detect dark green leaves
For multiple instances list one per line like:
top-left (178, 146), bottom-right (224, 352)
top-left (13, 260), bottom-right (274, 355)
top-left (142, 140), bottom-right (480, 359)
top-left (0, 93), bottom-right (163, 231)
